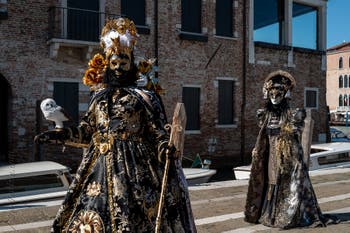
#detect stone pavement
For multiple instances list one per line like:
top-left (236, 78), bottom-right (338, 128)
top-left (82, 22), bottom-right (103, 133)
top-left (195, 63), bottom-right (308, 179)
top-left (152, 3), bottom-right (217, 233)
top-left (0, 168), bottom-right (350, 232)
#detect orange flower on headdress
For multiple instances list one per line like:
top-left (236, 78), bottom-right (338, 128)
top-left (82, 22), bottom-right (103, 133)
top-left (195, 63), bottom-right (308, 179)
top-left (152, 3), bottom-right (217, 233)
top-left (83, 53), bottom-right (106, 87)
top-left (83, 68), bottom-right (103, 86)
top-left (88, 54), bottom-right (106, 70)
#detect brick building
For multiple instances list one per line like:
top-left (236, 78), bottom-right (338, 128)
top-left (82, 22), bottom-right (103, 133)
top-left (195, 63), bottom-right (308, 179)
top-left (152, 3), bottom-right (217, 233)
top-left (326, 42), bottom-right (350, 118)
top-left (0, 0), bottom-right (329, 171)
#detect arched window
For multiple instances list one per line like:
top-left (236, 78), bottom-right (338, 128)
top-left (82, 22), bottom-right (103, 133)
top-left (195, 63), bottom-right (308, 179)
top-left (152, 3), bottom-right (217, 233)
top-left (339, 75), bottom-right (343, 88)
top-left (339, 57), bottom-right (343, 69)
top-left (339, 95), bottom-right (343, 106)
top-left (345, 94), bottom-right (348, 106)
top-left (345, 75), bottom-right (348, 88)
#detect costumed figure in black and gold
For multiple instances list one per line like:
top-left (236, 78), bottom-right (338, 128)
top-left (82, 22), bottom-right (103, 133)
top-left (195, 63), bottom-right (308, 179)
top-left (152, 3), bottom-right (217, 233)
top-left (35, 18), bottom-right (196, 233)
top-left (244, 70), bottom-right (338, 229)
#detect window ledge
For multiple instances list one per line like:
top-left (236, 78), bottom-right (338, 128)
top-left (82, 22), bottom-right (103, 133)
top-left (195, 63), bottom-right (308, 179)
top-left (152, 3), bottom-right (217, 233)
top-left (213, 35), bottom-right (238, 41)
top-left (178, 31), bottom-right (208, 42)
top-left (136, 25), bottom-right (150, 35)
top-left (254, 41), bottom-right (325, 55)
top-left (185, 130), bottom-right (201, 135)
top-left (293, 46), bottom-right (325, 55)
top-left (254, 41), bottom-right (291, 50)
top-left (215, 124), bottom-right (237, 128)
top-left (47, 38), bottom-right (100, 59)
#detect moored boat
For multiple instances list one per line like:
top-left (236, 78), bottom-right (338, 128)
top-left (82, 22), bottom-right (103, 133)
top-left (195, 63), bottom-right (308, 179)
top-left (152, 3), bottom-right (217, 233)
top-left (233, 142), bottom-right (350, 180)
top-left (183, 168), bottom-right (217, 185)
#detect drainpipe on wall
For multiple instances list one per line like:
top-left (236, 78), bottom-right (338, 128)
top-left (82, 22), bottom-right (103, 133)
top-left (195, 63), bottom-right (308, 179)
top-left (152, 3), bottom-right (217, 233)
top-left (240, 0), bottom-right (247, 164)
top-left (154, 0), bottom-right (159, 66)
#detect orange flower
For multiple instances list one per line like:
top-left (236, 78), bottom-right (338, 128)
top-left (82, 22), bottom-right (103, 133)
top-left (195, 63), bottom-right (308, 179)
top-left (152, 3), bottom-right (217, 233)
top-left (88, 54), bottom-right (106, 70)
top-left (83, 68), bottom-right (103, 86)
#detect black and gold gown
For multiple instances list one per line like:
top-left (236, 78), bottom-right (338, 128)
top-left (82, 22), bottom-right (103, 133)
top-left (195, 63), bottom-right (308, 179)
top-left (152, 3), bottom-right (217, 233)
top-left (244, 102), bottom-right (338, 229)
top-left (52, 85), bottom-right (196, 233)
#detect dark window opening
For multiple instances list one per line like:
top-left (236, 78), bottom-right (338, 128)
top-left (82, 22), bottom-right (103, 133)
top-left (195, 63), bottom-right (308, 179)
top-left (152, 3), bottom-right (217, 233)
top-left (216, 0), bottom-right (233, 37)
top-left (53, 82), bottom-right (79, 125)
top-left (218, 80), bottom-right (234, 124)
top-left (67, 0), bottom-right (100, 41)
top-left (121, 0), bottom-right (146, 26)
top-left (0, 75), bottom-right (9, 162)
top-left (345, 94), bottom-right (348, 106)
top-left (339, 95), bottom-right (343, 107)
top-left (339, 57), bottom-right (343, 69)
top-left (182, 87), bottom-right (200, 131)
top-left (339, 75), bottom-right (343, 88)
top-left (181, 0), bottom-right (202, 33)
top-left (345, 75), bottom-right (348, 88)
top-left (305, 89), bottom-right (317, 108)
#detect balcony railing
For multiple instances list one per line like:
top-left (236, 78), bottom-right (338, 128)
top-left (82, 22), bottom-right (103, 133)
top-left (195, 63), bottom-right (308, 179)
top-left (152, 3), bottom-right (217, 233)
top-left (48, 6), bottom-right (118, 42)
top-left (336, 106), bottom-right (350, 112)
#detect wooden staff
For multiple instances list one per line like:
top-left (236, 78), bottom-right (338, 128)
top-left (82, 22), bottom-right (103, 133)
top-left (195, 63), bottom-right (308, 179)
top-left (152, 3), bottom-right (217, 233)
top-left (155, 103), bottom-right (186, 233)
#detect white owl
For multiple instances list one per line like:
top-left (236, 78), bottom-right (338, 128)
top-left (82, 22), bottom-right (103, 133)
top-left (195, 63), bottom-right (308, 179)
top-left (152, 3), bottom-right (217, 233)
top-left (40, 98), bottom-right (71, 128)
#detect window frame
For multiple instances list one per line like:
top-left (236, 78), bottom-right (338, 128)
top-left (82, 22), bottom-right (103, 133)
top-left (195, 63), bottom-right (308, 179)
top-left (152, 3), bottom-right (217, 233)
top-left (339, 57), bottom-right (344, 69)
top-left (216, 77), bottom-right (237, 128)
top-left (251, 0), bottom-right (326, 51)
top-left (344, 94), bottom-right (348, 106)
top-left (304, 87), bottom-right (319, 109)
top-left (339, 94), bottom-right (343, 107)
top-left (179, 0), bottom-right (208, 42)
top-left (339, 75), bottom-right (344, 88)
top-left (182, 85), bottom-right (201, 134)
top-left (53, 81), bottom-right (79, 125)
top-left (215, 0), bottom-right (234, 38)
top-left (120, 0), bottom-right (150, 34)
top-left (345, 75), bottom-right (348, 88)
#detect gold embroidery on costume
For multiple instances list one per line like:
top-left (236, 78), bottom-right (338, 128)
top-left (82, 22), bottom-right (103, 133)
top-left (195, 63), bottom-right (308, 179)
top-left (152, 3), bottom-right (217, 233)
top-left (62, 149), bottom-right (100, 231)
top-left (86, 181), bottom-right (102, 197)
top-left (106, 152), bottom-right (117, 232)
top-left (68, 210), bottom-right (104, 233)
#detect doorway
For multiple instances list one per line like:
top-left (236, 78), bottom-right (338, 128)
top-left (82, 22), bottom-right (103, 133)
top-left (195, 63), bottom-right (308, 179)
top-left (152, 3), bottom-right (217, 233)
top-left (0, 74), bottom-right (9, 162)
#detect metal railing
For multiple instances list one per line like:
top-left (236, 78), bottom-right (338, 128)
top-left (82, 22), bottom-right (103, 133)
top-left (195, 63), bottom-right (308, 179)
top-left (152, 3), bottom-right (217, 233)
top-left (336, 106), bottom-right (350, 112)
top-left (48, 7), bottom-right (118, 42)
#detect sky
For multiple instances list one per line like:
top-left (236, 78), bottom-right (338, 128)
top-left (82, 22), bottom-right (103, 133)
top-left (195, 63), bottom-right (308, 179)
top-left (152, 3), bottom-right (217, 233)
top-left (327, 0), bottom-right (350, 48)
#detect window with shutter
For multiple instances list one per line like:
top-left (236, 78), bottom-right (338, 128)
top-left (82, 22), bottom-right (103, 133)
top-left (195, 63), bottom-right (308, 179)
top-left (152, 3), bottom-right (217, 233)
top-left (182, 87), bottom-right (200, 131)
top-left (121, 0), bottom-right (146, 26)
top-left (67, 0), bottom-right (100, 41)
top-left (181, 0), bottom-right (201, 33)
top-left (216, 0), bottom-right (233, 37)
top-left (305, 88), bottom-right (318, 109)
top-left (53, 82), bottom-right (79, 125)
top-left (218, 79), bottom-right (234, 125)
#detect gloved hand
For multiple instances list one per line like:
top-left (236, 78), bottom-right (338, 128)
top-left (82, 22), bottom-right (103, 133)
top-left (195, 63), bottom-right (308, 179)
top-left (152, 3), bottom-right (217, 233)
top-left (34, 128), bottom-right (71, 144)
top-left (158, 141), bottom-right (178, 162)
